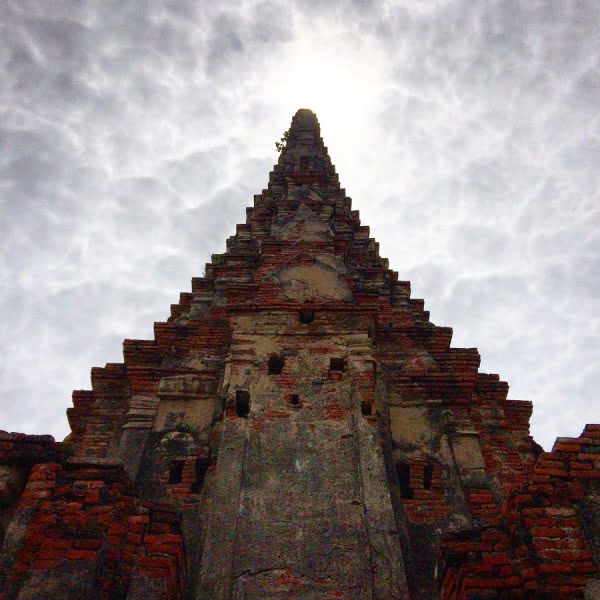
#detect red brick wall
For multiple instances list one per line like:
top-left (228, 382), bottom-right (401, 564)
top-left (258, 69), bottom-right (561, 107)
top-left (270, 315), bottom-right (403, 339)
top-left (440, 425), bottom-right (600, 599)
top-left (0, 434), bottom-right (184, 600)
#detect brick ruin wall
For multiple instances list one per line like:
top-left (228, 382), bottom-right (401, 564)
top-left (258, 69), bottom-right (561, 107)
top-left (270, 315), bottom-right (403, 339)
top-left (0, 432), bottom-right (184, 600)
top-left (1, 424), bottom-right (597, 598)
top-left (440, 425), bottom-right (600, 599)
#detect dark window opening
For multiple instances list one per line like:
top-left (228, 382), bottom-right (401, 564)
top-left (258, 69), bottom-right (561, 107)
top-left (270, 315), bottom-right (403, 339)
top-left (191, 457), bottom-right (211, 493)
top-left (397, 463), bottom-right (413, 499)
top-left (268, 355), bottom-right (285, 375)
top-left (290, 394), bottom-right (300, 406)
top-left (168, 460), bottom-right (184, 484)
top-left (424, 463), bottom-right (434, 490)
top-left (330, 358), bottom-right (345, 371)
top-left (361, 401), bottom-right (372, 416)
top-left (299, 309), bottom-right (315, 324)
top-left (236, 390), bottom-right (250, 418)
top-left (300, 155), bottom-right (310, 170)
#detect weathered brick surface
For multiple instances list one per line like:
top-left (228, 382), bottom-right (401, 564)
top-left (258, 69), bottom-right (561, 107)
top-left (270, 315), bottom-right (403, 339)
top-left (440, 426), bottom-right (600, 599)
top-left (0, 434), bottom-right (184, 599)
top-left (1, 110), bottom-right (598, 598)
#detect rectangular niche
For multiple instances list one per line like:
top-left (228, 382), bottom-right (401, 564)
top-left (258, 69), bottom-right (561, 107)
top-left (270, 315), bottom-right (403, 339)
top-left (168, 460), bottom-right (185, 484)
top-left (191, 457), bottom-right (212, 493)
top-left (235, 390), bottom-right (250, 418)
top-left (268, 355), bottom-right (285, 375)
top-left (299, 309), bottom-right (315, 324)
top-left (330, 358), bottom-right (345, 371)
top-left (396, 463), bottom-right (413, 499)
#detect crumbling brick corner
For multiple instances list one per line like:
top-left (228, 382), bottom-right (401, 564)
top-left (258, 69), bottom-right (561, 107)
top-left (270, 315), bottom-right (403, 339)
top-left (0, 431), bottom-right (185, 600)
top-left (439, 424), bottom-right (600, 599)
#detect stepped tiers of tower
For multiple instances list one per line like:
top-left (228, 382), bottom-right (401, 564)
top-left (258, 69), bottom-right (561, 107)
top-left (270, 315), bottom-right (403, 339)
top-left (1, 110), bottom-right (598, 599)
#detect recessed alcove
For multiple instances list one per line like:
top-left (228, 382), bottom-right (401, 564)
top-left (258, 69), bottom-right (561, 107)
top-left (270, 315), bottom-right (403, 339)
top-left (299, 309), bottom-right (315, 324)
top-left (235, 390), bottom-right (250, 418)
top-left (396, 463), bottom-right (413, 499)
top-left (268, 355), bottom-right (285, 375)
top-left (423, 463), bottom-right (434, 490)
top-left (191, 457), bottom-right (211, 493)
top-left (168, 460), bottom-right (184, 484)
top-left (330, 358), bottom-right (345, 371)
top-left (361, 401), bottom-right (372, 416)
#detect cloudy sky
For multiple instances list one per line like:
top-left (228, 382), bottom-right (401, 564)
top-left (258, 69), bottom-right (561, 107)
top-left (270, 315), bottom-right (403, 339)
top-left (1, 0), bottom-right (598, 451)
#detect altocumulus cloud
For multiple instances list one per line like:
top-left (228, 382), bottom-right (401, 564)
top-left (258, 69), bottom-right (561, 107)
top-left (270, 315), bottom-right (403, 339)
top-left (0, 0), bottom-right (598, 450)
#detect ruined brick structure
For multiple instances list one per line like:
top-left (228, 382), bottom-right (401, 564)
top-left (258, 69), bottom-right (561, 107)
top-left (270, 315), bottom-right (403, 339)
top-left (1, 109), bottom-right (598, 599)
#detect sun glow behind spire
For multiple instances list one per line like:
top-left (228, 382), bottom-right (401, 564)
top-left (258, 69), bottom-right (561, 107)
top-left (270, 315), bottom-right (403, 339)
top-left (263, 23), bottom-right (391, 162)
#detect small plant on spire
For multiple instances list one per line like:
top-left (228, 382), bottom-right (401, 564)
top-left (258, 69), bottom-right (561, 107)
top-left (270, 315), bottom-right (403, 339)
top-left (275, 128), bottom-right (291, 153)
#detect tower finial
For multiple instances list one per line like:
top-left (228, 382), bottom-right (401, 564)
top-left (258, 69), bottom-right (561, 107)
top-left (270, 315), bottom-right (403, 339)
top-left (275, 109), bottom-right (332, 186)
top-left (290, 109), bottom-right (320, 136)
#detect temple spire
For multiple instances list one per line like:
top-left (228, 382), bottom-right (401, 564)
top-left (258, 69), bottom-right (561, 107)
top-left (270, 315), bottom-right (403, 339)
top-left (289, 108), bottom-right (321, 137)
top-left (276, 109), bottom-right (336, 187)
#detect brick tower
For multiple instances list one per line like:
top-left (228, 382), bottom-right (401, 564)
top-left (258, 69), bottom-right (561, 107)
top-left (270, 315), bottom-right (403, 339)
top-left (1, 110), bottom-right (598, 599)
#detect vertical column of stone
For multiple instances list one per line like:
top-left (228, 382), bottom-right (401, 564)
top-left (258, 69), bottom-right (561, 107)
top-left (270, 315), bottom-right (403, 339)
top-left (196, 419), bottom-right (247, 599)
top-left (118, 395), bottom-right (159, 481)
top-left (349, 334), bottom-right (410, 599)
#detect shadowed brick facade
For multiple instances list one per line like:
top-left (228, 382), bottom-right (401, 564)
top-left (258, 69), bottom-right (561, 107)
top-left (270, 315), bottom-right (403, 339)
top-left (1, 110), bottom-right (598, 599)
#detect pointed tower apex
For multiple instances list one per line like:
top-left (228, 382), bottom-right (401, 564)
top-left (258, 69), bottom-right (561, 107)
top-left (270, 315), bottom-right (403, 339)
top-left (276, 109), bottom-right (334, 187)
top-left (290, 108), bottom-right (320, 135)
